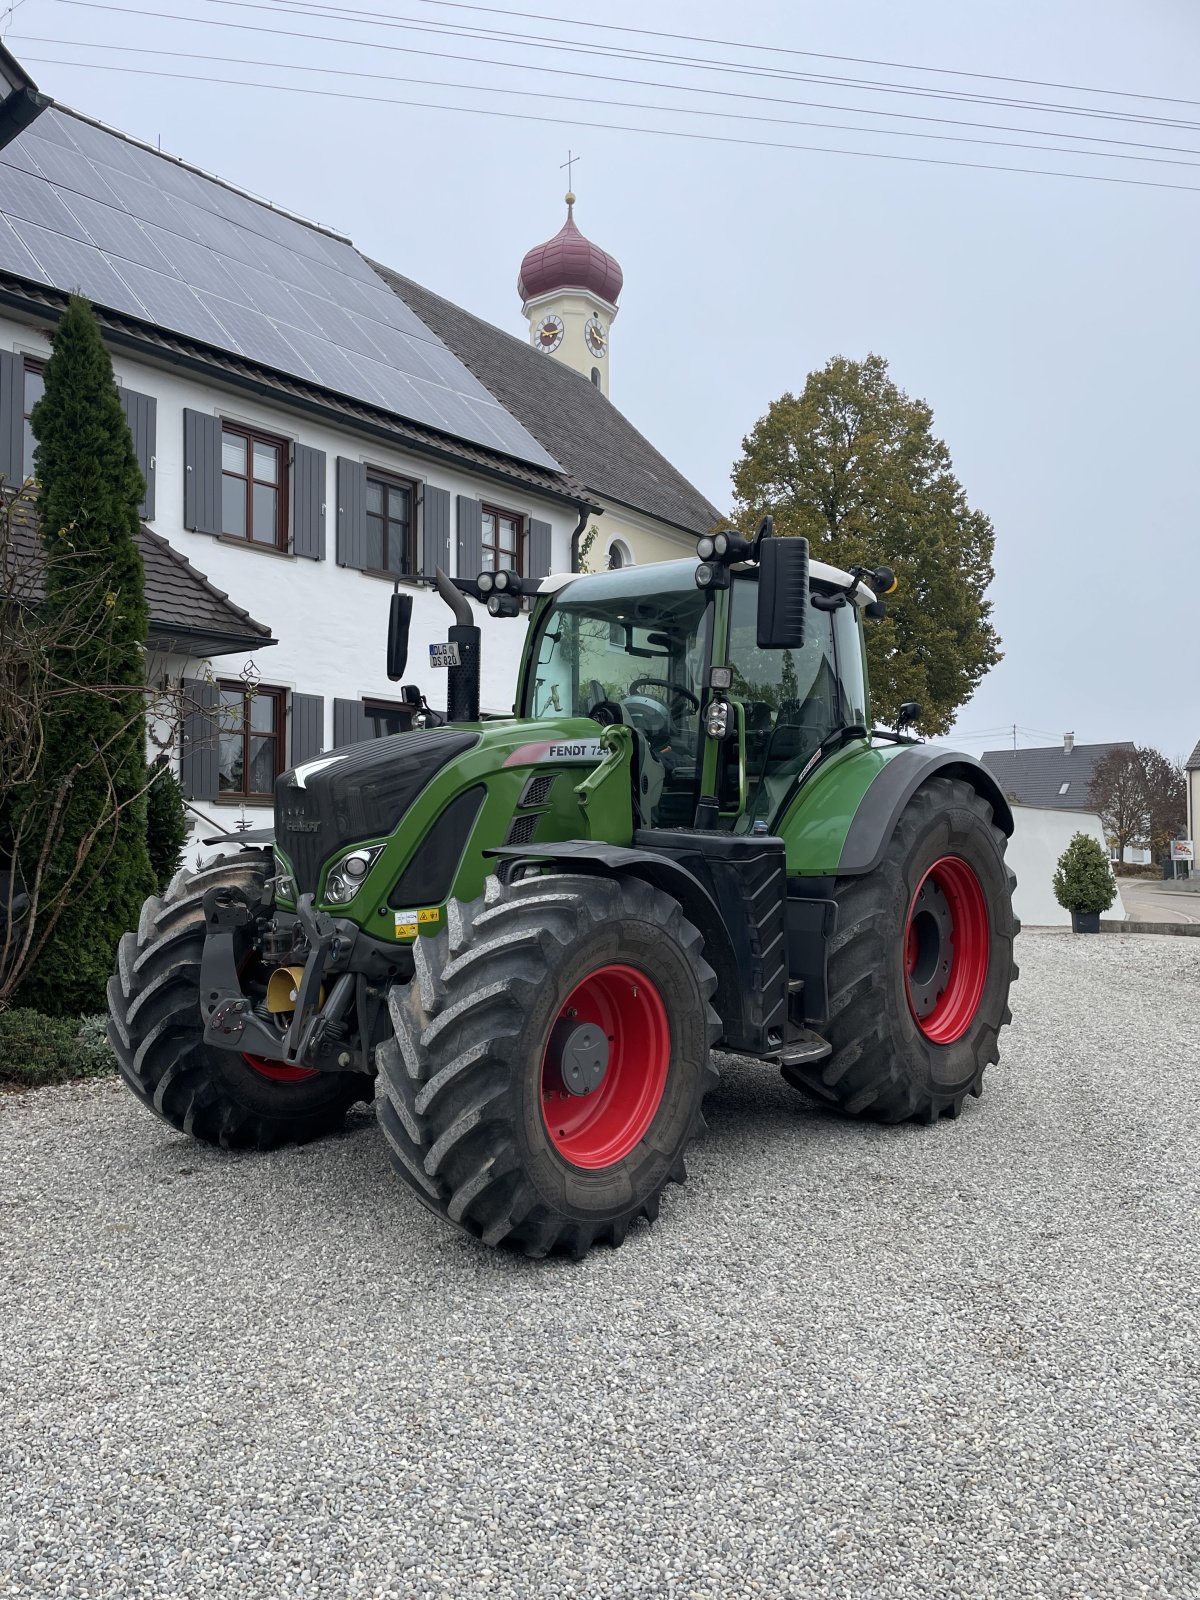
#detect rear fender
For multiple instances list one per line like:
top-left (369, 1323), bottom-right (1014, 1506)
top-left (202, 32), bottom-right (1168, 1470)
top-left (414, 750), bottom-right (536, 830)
top-left (780, 742), bottom-right (1013, 878)
top-left (838, 747), bottom-right (1014, 876)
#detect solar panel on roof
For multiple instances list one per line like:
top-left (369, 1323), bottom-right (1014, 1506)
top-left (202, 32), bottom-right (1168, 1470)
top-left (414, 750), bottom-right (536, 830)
top-left (0, 213), bottom-right (50, 284)
top-left (0, 107), bottom-right (559, 470)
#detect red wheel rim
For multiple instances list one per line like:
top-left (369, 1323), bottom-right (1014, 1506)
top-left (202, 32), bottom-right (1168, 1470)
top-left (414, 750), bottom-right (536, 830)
top-left (540, 963), bottom-right (670, 1169)
top-left (240, 1052), bottom-right (317, 1083)
top-left (904, 855), bottom-right (990, 1045)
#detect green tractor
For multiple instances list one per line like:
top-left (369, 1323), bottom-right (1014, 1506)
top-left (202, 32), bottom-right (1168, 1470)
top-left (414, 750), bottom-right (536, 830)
top-left (108, 524), bottom-right (1017, 1258)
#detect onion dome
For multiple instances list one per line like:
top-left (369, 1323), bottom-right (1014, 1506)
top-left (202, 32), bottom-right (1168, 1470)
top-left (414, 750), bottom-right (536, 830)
top-left (518, 192), bottom-right (624, 307)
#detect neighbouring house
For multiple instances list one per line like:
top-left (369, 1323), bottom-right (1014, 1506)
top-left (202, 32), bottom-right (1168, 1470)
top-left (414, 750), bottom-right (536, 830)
top-left (980, 734), bottom-right (1131, 926)
top-left (0, 49), bottom-right (718, 860)
top-left (1185, 739), bottom-right (1200, 857)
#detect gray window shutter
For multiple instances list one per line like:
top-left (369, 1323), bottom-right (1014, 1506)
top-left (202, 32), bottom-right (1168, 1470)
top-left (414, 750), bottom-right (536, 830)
top-left (0, 351), bottom-right (23, 484)
top-left (290, 692), bottom-right (324, 765)
top-left (119, 387), bottom-right (157, 521)
top-left (183, 409), bottom-right (221, 534)
top-left (421, 484), bottom-right (451, 580)
top-left (180, 678), bottom-right (219, 800)
top-left (456, 495), bottom-right (482, 579)
top-left (336, 456), bottom-right (367, 570)
top-left (527, 517), bottom-right (552, 580)
top-left (333, 697), bottom-right (371, 747)
top-left (291, 443), bottom-right (326, 561)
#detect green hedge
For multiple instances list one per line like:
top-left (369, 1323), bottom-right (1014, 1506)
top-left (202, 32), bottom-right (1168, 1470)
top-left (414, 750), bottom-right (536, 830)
top-left (0, 1008), bottom-right (116, 1088)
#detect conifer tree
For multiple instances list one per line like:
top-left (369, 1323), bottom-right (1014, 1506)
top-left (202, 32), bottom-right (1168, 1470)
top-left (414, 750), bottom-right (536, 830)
top-left (17, 296), bottom-right (156, 1014)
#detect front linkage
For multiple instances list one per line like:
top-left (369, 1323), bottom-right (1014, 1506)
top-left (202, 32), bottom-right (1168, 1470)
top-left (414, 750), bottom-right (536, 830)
top-left (198, 885), bottom-right (385, 1077)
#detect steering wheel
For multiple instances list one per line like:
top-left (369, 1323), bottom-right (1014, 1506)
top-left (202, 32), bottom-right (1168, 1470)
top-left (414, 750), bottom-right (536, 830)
top-left (628, 677), bottom-right (700, 716)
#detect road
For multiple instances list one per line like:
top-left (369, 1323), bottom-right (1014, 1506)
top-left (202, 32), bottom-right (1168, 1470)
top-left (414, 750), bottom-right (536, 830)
top-left (1117, 876), bottom-right (1200, 924)
top-left (2, 930), bottom-right (1199, 1599)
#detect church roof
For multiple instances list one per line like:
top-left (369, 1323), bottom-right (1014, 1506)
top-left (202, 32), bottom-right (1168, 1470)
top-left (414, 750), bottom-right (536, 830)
top-left (372, 261), bottom-right (722, 539)
top-left (518, 195), bottom-right (624, 308)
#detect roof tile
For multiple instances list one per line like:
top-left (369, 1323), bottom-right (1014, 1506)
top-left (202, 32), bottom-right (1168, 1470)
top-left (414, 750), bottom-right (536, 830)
top-left (370, 262), bottom-right (722, 538)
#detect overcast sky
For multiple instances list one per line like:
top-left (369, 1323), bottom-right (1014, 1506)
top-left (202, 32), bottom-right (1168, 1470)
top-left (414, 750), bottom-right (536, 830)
top-left (10, 0), bottom-right (1199, 760)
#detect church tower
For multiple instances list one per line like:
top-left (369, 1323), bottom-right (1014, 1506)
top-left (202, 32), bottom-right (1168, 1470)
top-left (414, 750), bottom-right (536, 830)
top-left (518, 191), bottom-right (623, 398)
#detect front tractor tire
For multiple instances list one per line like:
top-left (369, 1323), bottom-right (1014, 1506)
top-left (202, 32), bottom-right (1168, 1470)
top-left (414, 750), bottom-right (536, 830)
top-left (784, 776), bottom-right (1018, 1124)
top-left (376, 873), bottom-right (720, 1258)
top-left (107, 851), bottom-right (367, 1149)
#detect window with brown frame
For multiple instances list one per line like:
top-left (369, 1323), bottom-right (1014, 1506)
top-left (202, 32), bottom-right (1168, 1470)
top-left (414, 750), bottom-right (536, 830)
top-left (481, 503), bottom-right (524, 574)
top-left (217, 682), bottom-right (286, 800)
top-left (22, 357), bottom-right (45, 480)
top-left (221, 423), bottom-right (288, 549)
top-left (365, 471), bottom-right (417, 577)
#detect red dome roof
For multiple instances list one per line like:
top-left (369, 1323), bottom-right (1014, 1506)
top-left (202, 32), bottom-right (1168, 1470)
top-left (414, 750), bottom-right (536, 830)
top-left (518, 195), bottom-right (623, 307)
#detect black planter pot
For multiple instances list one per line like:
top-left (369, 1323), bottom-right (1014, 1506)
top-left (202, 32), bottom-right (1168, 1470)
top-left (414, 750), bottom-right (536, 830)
top-left (1070, 910), bottom-right (1101, 934)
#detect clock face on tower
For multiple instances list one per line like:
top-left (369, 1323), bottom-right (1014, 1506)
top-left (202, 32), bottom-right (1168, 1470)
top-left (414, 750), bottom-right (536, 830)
top-left (534, 313), bottom-right (564, 353)
top-left (585, 316), bottom-right (607, 358)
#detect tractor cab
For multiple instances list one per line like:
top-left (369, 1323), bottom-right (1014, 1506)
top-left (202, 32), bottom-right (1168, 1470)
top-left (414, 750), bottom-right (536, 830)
top-left (518, 551), bottom-right (872, 835)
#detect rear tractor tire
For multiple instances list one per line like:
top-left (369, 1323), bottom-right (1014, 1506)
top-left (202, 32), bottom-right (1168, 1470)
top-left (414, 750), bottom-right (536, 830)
top-left (107, 850), bottom-right (368, 1149)
top-left (783, 776), bottom-right (1018, 1124)
top-left (376, 872), bottom-right (720, 1258)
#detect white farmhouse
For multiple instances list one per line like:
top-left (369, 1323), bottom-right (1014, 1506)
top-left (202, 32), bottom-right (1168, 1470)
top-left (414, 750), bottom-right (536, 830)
top-left (0, 50), bottom-right (720, 858)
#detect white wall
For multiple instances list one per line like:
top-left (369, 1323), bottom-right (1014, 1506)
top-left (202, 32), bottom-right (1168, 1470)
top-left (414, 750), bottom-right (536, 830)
top-left (582, 501), bottom-right (702, 572)
top-left (5, 309), bottom-right (591, 860)
top-left (1006, 804), bottom-right (1125, 927)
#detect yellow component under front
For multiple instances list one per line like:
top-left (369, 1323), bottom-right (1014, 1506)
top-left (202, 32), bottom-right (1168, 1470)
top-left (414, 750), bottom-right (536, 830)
top-left (265, 964), bottom-right (326, 1015)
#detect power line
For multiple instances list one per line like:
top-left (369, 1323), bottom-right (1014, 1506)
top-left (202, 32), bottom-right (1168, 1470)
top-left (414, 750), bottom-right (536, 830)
top-left (55, 0), bottom-right (1200, 134)
top-left (393, 0), bottom-right (1200, 110)
top-left (243, 0), bottom-right (1200, 131)
top-left (21, 34), bottom-right (1200, 172)
top-left (44, 1), bottom-right (1200, 159)
top-left (25, 51), bottom-right (1200, 193)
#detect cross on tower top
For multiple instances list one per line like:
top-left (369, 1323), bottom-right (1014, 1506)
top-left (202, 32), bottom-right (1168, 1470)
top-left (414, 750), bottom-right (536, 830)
top-left (560, 148), bottom-right (579, 201)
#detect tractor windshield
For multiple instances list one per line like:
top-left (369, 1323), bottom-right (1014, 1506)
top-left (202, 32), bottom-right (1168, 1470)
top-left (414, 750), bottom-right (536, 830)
top-left (523, 562), bottom-right (712, 827)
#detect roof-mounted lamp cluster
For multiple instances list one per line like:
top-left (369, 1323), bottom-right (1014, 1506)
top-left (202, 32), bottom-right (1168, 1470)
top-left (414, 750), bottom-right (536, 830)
top-left (476, 568), bottom-right (528, 617)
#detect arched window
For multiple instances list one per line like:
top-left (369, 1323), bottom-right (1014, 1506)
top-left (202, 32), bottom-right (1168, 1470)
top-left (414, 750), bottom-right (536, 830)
top-left (607, 539), bottom-right (633, 570)
top-left (591, 367), bottom-right (602, 387)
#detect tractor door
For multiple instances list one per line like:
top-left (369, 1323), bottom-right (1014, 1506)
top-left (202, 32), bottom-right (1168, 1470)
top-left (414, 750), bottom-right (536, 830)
top-left (718, 573), bottom-right (869, 833)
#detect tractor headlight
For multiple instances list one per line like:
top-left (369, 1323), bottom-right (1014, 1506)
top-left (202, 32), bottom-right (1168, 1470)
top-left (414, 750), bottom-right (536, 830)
top-left (323, 845), bottom-right (384, 905)
top-left (477, 571), bottom-right (495, 593)
top-left (696, 536), bottom-right (716, 560)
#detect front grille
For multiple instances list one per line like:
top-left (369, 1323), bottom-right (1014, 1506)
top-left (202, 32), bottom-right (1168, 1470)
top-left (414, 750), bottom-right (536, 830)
top-left (275, 786), bottom-right (328, 900)
top-left (275, 727), bottom-right (479, 896)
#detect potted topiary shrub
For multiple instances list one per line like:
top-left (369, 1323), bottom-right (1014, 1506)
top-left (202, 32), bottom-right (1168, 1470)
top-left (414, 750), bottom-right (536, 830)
top-left (1052, 832), bottom-right (1117, 933)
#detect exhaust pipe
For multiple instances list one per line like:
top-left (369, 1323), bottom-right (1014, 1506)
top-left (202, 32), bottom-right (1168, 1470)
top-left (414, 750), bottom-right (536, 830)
top-left (433, 566), bottom-right (480, 724)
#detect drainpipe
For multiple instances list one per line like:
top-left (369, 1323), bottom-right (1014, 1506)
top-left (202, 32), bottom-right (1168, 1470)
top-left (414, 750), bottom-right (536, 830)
top-left (570, 503), bottom-right (593, 574)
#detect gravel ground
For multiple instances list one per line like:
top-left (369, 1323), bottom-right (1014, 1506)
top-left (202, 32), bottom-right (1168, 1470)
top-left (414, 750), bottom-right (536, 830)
top-left (2, 929), bottom-right (1198, 1600)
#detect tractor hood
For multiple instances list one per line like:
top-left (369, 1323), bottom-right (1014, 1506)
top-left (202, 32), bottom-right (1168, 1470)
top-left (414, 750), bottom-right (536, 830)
top-left (275, 727), bottom-right (480, 896)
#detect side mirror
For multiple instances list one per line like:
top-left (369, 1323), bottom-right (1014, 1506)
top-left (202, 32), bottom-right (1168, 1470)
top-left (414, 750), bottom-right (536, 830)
top-left (387, 591), bottom-right (413, 682)
top-left (756, 536), bottom-right (809, 649)
top-left (897, 701), bottom-right (922, 731)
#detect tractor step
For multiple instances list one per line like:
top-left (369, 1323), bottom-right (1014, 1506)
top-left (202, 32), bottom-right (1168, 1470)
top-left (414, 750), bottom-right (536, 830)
top-left (770, 1029), bottom-right (833, 1068)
